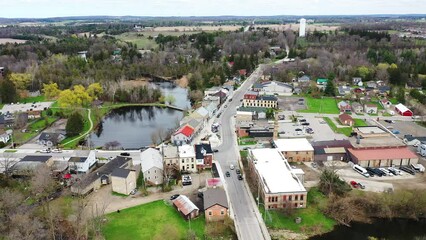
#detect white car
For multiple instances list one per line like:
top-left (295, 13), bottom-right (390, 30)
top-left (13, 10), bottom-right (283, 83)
top-left (230, 164), bottom-right (235, 170)
top-left (40, 149), bottom-right (51, 153)
top-left (51, 149), bottom-right (62, 153)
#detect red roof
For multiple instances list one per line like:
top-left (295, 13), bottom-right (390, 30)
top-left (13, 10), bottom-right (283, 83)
top-left (238, 69), bottom-right (247, 76)
top-left (348, 147), bottom-right (418, 161)
top-left (175, 125), bottom-right (194, 137)
top-left (63, 173), bottom-right (72, 179)
top-left (339, 113), bottom-right (353, 122)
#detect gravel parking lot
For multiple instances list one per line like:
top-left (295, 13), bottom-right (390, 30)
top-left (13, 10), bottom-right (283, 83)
top-left (379, 120), bottom-right (426, 137)
top-left (278, 96), bottom-right (306, 111)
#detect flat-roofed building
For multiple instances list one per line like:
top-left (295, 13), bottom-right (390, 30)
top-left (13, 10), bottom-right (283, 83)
top-left (248, 148), bottom-right (307, 209)
top-left (354, 126), bottom-right (390, 138)
top-left (274, 138), bottom-right (314, 162)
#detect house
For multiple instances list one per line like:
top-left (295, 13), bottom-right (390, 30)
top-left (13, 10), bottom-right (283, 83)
top-left (204, 87), bottom-right (222, 96)
top-left (316, 78), bottom-right (328, 85)
top-left (162, 145), bottom-right (180, 167)
top-left (172, 195), bottom-right (199, 220)
top-left (348, 146), bottom-right (418, 167)
top-left (68, 151), bottom-right (97, 173)
top-left (364, 104), bottom-right (378, 114)
top-left (195, 143), bottom-right (213, 169)
top-left (339, 114), bottom-right (354, 126)
top-left (252, 81), bottom-right (293, 96)
top-left (351, 102), bottom-right (363, 114)
top-left (140, 148), bottom-right (163, 186)
top-left (378, 86), bottom-right (391, 95)
top-left (312, 140), bottom-right (352, 161)
top-left (248, 149), bottom-right (307, 209)
top-left (27, 110), bottom-right (42, 119)
top-left (338, 86), bottom-right (351, 96)
top-left (380, 98), bottom-right (392, 108)
top-left (0, 113), bottom-right (14, 129)
top-left (353, 88), bottom-right (364, 94)
top-left (172, 125), bottom-right (194, 146)
top-left (352, 77), bottom-right (362, 86)
top-left (298, 75), bottom-right (311, 83)
top-left (187, 119), bottom-right (203, 137)
top-left (11, 155), bottom-right (53, 176)
top-left (37, 132), bottom-right (66, 147)
top-left (204, 188), bottom-right (229, 222)
top-left (0, 129), bottom-right (11, 143)
top-left (338, 101), bottom-right (352, 113)
top-left (202, 96), bottom-right (220, 108)
top-left (403, 135), bottom-right (426, 146)
top-left (178, 144), bottom-right (197, 172)
top-left (366, 81), bottom-right (377, 89)
top-left (213, 89), bottom-right (229, 104)
top-left (111, 167), bottom-right (139, 195)
top-left (238, 69), bottom-right (247, 76)
top-left (71, 156), bottom-right (132, 195)
top-left (273, 138), bottom-right (314, 162)
top-left (394, 103), bottom-right (413, 116)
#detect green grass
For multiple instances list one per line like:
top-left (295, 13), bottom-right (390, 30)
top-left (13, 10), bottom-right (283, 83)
top-left (4, 149), bottom-right (17, 153)
top-left (13, 116), bottom-right (59, 144)
top-left (353, 118), bottom-right (368, 127)
top-left (112, 191), bottom-right (129, 197)
top-left (116, 32), bottom-right (158, 49)
top-left (323, 117), bottom-right (352, 137)
top-left (238, 138), bottom-right (257, 145)
top-left (20, 95), bottom-right (46, 103)
top-left (298, 96), bottom-right (340, 114)
top-left (102, 200), bottom-right (205, 240)
top-left (260, 188), bottom-right (335, 235)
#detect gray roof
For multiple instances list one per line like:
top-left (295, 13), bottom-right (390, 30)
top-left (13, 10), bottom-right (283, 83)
top-left (298, 75), bottom-right (310, 81)
top-left (204, 188), bottom-right (228, 210)
top-left (21, 155), bottom-right (52, 162)
top-left (111, 168), bottom-right (131, 178)
top-left (258, 95), bottom-right (277, 101)
top-left (69, 157), bottom-right (88, 163)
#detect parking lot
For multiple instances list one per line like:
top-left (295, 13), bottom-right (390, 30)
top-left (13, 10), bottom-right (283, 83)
top-left (378, 120), bottom-right (426, 137)
top-left (0, 101), bottom-right (54, 114)
top-left (277, 96), bottom-right (306, 111)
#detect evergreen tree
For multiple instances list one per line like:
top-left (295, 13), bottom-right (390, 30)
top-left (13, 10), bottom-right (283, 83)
top-left (66, 112), bottom-right (84, 137)
top-left (324, 80), bottom-right (336, 96)
top-left (0, 79), bottom-right (18, 103)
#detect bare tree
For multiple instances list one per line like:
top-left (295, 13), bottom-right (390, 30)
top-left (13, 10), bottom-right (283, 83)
top-left (0, 152), bottom-right (18, 178)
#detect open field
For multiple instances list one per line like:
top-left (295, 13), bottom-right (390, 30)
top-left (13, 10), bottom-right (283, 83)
top-left (102, 200), bottom-right (205, 240)
top-left (298, 97), bottom-right (340, 114)
top-left (0, 38), bottom-right (27, 44)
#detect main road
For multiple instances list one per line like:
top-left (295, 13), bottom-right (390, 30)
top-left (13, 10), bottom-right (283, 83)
top-left (215, 65), bottom-right (270, 240)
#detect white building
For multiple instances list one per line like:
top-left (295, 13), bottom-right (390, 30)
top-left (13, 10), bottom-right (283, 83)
top-left (273, 138), bottom-right (314, 162)
top-left (248, 148), bottom-right (307, 209)
top-left (140, 148), bottom-right (164, 185)
top-left (178, 144), bottom-right (197, 172)
top-left (299, 18), bottom-right (306, 37)
top-left (68, 150), bottom-right (97, 173)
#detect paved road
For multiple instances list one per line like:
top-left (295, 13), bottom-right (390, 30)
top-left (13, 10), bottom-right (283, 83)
top-left (215, 65), bottom-right (270, 240)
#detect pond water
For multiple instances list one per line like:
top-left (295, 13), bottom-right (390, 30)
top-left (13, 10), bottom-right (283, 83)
top-left (149, 82), bottom-right (190, 109)
top-left (310, 218), bottom-right (426, 240)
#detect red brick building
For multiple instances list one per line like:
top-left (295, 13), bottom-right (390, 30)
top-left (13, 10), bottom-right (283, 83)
top-left (204, 188), bottom-right (229, 222)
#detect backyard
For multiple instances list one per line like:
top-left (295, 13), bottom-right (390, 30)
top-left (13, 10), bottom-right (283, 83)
top-left (298, 96), bottom-right (340, 114)
top-left (102, 200), bottom-right (205, 240)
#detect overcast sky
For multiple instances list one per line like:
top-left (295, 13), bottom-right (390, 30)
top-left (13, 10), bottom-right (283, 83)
top-left (2, 0), bottom-right (426, 18)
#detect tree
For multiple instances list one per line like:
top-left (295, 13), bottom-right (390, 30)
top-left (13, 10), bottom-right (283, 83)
top-left (66, 112), bottom-right (84, 137)
top-left (319, 168), bottom-right (351, 196)
top-left (0, 152), bottom-right (18, 179)
top-left (0, 79), bottom-right (18, 103)
top-left (9, 73), bottom-right (32, 90)
top-left (73, 85), bottom-right (92, 107)
top-left (165, 95), bottom-right (176, 105)
top-left (86, 83), bottom-right (103, 98)
top-left (396, 87), bottom-right (406, 104)
top-left (42, 83), bottom-right (61, 99)
top-left (356, 66), bottom-right (372, 81)
top-left (58, 89), bottom-right (77, 108)
top-left (324, 80), bottom-right (336, 96)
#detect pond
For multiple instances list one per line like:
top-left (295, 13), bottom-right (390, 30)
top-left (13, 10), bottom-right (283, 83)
top-left (89, 106), bottom-right (183, 149)
top-left (310, 218), bottom-right (426, 240)
top-left (149, 81), bottom-right (190, 109)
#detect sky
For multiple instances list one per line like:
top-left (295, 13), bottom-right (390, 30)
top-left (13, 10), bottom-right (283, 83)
top-left (1, 0), bottom-right (426, 18)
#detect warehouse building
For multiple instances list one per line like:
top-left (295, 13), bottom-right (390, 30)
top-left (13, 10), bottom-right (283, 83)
top-left (348, 146), bottom-right (418, 167)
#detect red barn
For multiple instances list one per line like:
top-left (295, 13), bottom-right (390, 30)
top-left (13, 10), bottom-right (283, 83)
top-left (394, 103), bottom-right (413, 116)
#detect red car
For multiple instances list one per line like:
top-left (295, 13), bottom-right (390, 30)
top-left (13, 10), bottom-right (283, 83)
top-left (350, 181), bottom-right (359, 188)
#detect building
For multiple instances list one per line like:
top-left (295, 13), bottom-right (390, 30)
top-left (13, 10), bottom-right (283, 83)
top-left (11, 155), bottom-right (53, 176)
top-left (364, 103), bottom-right (378, 115)
top-left (162, 145), bottom-right (180, 167)
top-left (338, 86), bottom-right (351, 96)
top-left (77, 51), bottom-right (88, 61)
top-left (248, 148), bottom-right (307, 209)
top-left (178, 144), bottom-right (197, 172)
top-left (0, 129), bottom-right (11, 143)
top-left (354, 126), bottom-right (390, 138)
top-left (394, 103), bottom-right (413, 116)
top-left (299, 18), bottom-right (306, 37)
top-left (71, 156), bottom-right (132, 195)
top-left (403, 135), bottom-right (426, 146)
top-left (380, 98), bottom-right (392, 108)
top-left (172, 125), bottom-right (195, 146)
top-left (352, 77), bottom-right (362, 86)
top-left (348, 146), bottom-right (419, 167)
top-left (312, 140), bottom-right (352, 162)
top-left (338, 101), bottom-right (352, 113)
top-left (204, 87), bottom-right (222, 96)
top-left (172, 195), bottom-right (200, 220)
top-left (68, 150), bottom-right (97, 173)
top-left (252, 81), bottom-right (293, 96)
top-left (351, 102), bottom-right (363, 114)
top-left (339, 114), bottom-right (354, 126)
top-left (195, 143), bottom-right (213, 169)
top-left (111, 167), bottom-right (138, 195)
top-left (243, 92), bottom-right (278, 108)
top-left (204, 188), bottom-right (229, 222)
top-left (273, 138), bottom-right (314, 162)
top-left (202, 96), bottom-right (220, 108)
top-left (37, 132), bottom-right (66, 147)
top-left (298, 75), bottom-right (311, 83)
top-left (140, 148), bottom-right (163, 186)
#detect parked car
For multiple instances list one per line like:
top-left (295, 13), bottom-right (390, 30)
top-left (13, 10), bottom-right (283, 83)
top-left (391, 130), bottom-right (400, 134)
top-left (400, 166), bottom-right (416, 175)
top-left (350, 181), bottom-right (359, 188)
top-left (120, 152), bottom-right (130, 156)
top-left (299, 119), bottom-right (307, 122)
top-left (197, 192), bottom-right (204, 198)
top-left (170, 194), bottom-right (180, 200)
top-left (213, 149), bottom-right (219, 153)
top-left (225, 171), bottom-right (231, 177)
top-left (237, 174), bottom-right (243, 180)
top-left (311, 162), bottom-right (318, 168)
top-left (224, 105), bottom-right (228, 108)
top-left (230, 164), bottom-right (235, 170)
top-left (51, 148), bottom-right (62, 153)
top-left (40, 149), bottom-right (51, 153)
top-left (357, 182), bottom-right (366, 189)
top-left (301, 122), bottom-right (310, 126)
top-left (384, 120), bottom-right (395, 123)
top-left (182, 175), bottom-right (192, 185)
top-left (130, 188), bottom-right (137, 195)
top-left (236, 169), bottom-right (241, 174)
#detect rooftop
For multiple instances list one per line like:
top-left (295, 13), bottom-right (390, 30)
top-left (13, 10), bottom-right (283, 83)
top-left (162, 145), bottom-right (179, 159)
top-left (175, 125), bottom-right (194, 137)
top-left (395, 103), bottom-right (412, 113)
top-left (68, 157), bottom-right (88, 163)
top-left (179, 144), bottom-right (195, 158)
top-left (140, 148), bottom-right (163, 172)
top-left (111, 168), bottom-right (132, 178)
top-left (204, 188), bottom-right (228, 210)
top-left (355, 126), bottom-right (386, 134)
top-left (173, 195), bottom-right (199, 216)
top-left (21, 155), bottom-right (52, 162)
top-left (274, 138), bottom-right (314, 152)
top-left (349, 136), bottom-right (405, 148)
top-left (195, 143), bottom-right (213, 160)
top-left (250, 148), bottom-right (306, 194)
top-left (348, 147), bottom-right (418, 161)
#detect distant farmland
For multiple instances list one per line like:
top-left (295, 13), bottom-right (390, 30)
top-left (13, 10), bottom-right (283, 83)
top-left (0, 38), bottom-right (27, 44)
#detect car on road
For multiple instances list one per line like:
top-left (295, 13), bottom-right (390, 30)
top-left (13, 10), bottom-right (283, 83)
top-left (306, 128), bottom-right (314, 134)
top-left (301, 122), bottom-right (310, 126)
top-left (51, 148), bottom-right (62, 153)
top-left (391, 130), bottom-right (400, 134)
top-left (197, 192), bottom-right (204, 198)
top-left (224, 105), bottom-right (228, 108)
top-left (350, 181), bottom-right (359, 188)
top-left (384, 120), bottom-right (395, 123)
top-left (40, 149), bottom-right (51, 153)
top-left (230, 164), bottom-right (235, 170)
top-left (311, 162), bottom-right (318, 168)
top-left (130, 188), bottom-right (137, 195)
top-left (213, 149), bottom-right (219, 153)
top-left (299, 119), bottom-right (307, 122)
top-left (236, 169), bottom-right (241, 174)
top-left (357, 182), bottom-right (366, 189)
top-left (237, 174), bottom-right (243, 180)
top-left (170, 194), bottom-right (180, 200)
top-left (225, 171), bottom-right (231, 177)
top-left (120, 152), bottom-right (130, 156)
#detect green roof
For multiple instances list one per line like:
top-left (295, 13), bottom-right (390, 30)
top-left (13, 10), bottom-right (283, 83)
top-left (317, 78), bottom-right (329, 83)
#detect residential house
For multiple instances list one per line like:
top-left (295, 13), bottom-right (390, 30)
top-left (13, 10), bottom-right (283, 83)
top-left (352, 77), bottom-right (362, 86)
top-left (316, 78), bottom-right (328, 85)
top-left (140, 148), bottom-right (163, 185)
top-left (364, 104), bottom-right (378, 115)
top-left (252, 81), bottom-right (293, 96)
top-left (403, 135), bottom-right (426, 146)
top-left (366, 81), bottom-right (377, 89)
top-left (37, 132), bottom-right (66, 147)
top-left (378, 86), bottom-right (391, 96)
top-left (339, 114), bottom-right (354, 126)
top-left (348, 146), bottom-right (418, 168)
top-left (71, 156), bottom-right (132, 195)
top-left (187, 119), bottom-right (203, 137)
top-left (274, 138), bottom-right (314, 162)
top-left (162, 145), bottom-right (180, 167)
top-left (0, 131), bottom-right (10, 144)
top-left (338, 101), bottom-right (352, 113)
top-left (0, 113), bottom-right (14, 129)
top-left (380, 98), bottom-right (392, 108)
top-left (172, 195), bottom-right (200, 220)
top-left (172, 125), bottom-right (194, 146)
top-left (204, 188), bottom-right (229, 222)
top-left (111, 167), bottom-right (139, 195)
top-left (238, 69), bottom-right (247, 76)
top-left (195, 143), bottom-right (213, 169)
top-left (395, 103), bottom-right (413, 116)
top-left (352, 88), bottom-right (364, 94)
top-left (11, 155), bottom-right (54, 176)
top-left (338, 86), bottom-right (351, 96)
top-left (297, 75), bottom-right (311, 83)
top-left (178, 144), bottom-right (197, 172)
top-left (248, 148), bottom-right (307, 209)
top-left (204, 86), bottom-right (222, 96)
top-left (205, 102), bottom-right (217, 118)
top-left (68, 151), bottom-right (97, 173)
top-left (27, 110), bottom-right (42, 119)
top-left (213, 89), bottom-right (229, 104)
top-left (351, 102), bottom-right (363, 114)
top-left (312, 140), bottom-right (352, 162)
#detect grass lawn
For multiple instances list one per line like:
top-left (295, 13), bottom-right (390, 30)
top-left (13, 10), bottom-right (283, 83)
top-left (238, 138), bottom-right (257, 145)
top-left (116, 32), bottom-right (158, 49)
top-left (260, 188), bottom-right (336, 235)
top-left (323, 117), bottom-right (352, 137)
top-left (102, 200), bottom-right (205, 240)
top-left (20, 95), bottom-right (46, 103)
top-left (14, 116), bottom-right (59, 144)
top-left (298, 96), bottom-right (340, 114)
top-left (353, 118), bottom-right (368, 127)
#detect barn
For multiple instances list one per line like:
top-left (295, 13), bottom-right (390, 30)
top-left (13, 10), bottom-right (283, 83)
top-left (394, 103), bottom-right (413, 116)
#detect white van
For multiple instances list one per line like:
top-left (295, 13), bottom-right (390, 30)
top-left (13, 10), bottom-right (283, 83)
top-left (353, 164), bottom-right (370, 178)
